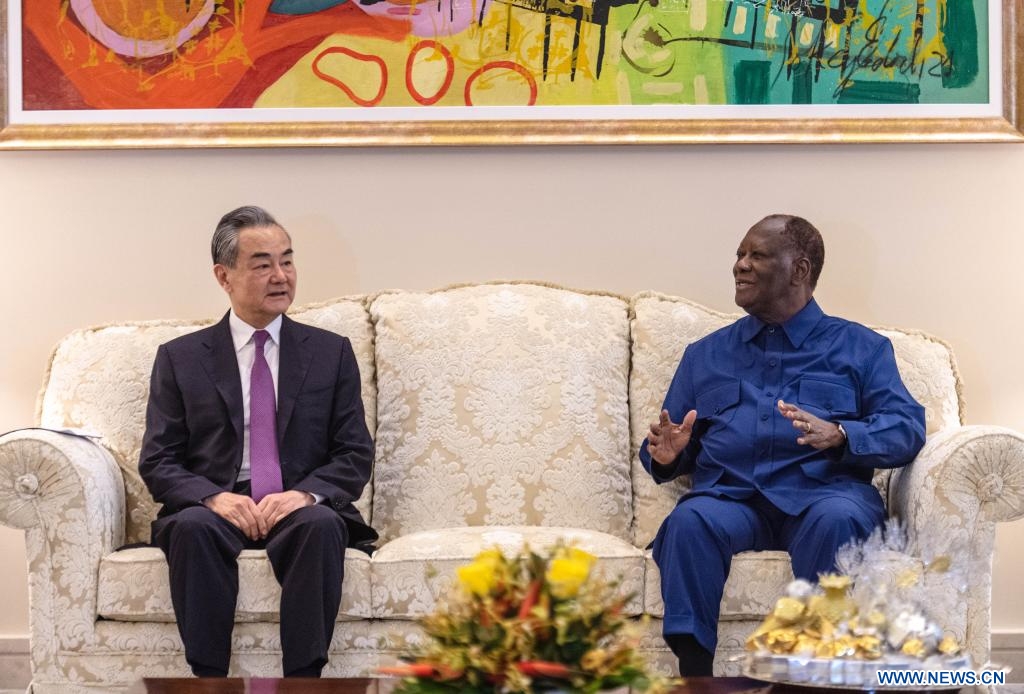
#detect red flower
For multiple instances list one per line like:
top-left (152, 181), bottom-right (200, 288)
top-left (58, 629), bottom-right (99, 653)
top-left (516, 660), bottom-right (573, 679)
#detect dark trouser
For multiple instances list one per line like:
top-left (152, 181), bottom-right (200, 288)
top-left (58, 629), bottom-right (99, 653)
top-left (652, 492), bottom-right (884, 660)
top-left (153, 504), bottom-right (348, 677)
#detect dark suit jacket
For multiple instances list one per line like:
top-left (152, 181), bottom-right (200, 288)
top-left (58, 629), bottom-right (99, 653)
top-left (139, 312), bottom-right (377, 549)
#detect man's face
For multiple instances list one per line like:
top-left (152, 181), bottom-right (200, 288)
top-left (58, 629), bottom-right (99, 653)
top-left (214, 225), bottom-right (296, 328)
top-left (733, 220), bottom-right (800, 322)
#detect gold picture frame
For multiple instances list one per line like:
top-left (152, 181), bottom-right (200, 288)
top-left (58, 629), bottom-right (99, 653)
top-left (1, 0), bottom-right (1021, 148)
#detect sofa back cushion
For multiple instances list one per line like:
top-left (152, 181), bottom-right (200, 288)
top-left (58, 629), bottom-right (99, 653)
top-left (370, 283), bottom-right (633, 544)
top-left (628, 292), bottom-right (964, 549)
top-left (38, 298), bottom-right (377, 545)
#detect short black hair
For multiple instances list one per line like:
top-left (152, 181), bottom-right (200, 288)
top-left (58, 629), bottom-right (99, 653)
top-left (761, 214), bottom-right (825, 289)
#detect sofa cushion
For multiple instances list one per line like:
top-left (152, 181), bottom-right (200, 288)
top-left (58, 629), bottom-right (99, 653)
top-left (370, 284), bottom-right (633, 544)
top-left (97, 545), bottom-right (372, 623)
top-left (38, 297), bottom-right (376, 545)
top-left (371, 526), bottom-right (645, 619)
top-left (628, 293), bottom-right (734, 549)
top-left (875, 328), bottom-right (962, 435)
top-left (643, 548), bottom-right (794, 620)
top-left (628, 292), bottom-right (965, 549)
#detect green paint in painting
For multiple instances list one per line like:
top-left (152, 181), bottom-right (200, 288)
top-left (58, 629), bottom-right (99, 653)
top-left (734, 60), bottom-right (770, 104)
top-left (940, 0), bottom-right (979, 88)
top-left (791, 61), bottom-right (813, 104)
top-left (836, 80), bottom-right (921, 102)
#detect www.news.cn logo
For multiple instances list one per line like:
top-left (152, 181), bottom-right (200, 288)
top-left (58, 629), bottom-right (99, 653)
top-left (876, 669), bottom-right (1006, 687)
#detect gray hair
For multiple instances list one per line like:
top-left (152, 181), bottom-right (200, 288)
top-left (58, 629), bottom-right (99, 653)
top-left (211, 206), bottom-right (284, 267)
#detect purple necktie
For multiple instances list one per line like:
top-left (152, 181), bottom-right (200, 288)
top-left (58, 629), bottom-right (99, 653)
top-left (250, 330), bottom-right (283, 502)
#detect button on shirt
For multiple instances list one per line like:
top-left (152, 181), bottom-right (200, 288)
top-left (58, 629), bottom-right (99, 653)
top-left (229, 311), bottom-right (282, 484)
top-left (640, 299), bottom-right (926, 516)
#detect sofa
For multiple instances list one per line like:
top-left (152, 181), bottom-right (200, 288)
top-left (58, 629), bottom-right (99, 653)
top-left (2, 282), bottom-right (1023, 693)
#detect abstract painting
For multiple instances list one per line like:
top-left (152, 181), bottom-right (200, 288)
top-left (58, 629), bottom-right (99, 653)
top-left (1, 0), bottom-right (1020, 145)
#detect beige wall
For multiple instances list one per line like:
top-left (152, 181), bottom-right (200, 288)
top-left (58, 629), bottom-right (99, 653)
top-left (1, 144), bottom-right (1023, 637)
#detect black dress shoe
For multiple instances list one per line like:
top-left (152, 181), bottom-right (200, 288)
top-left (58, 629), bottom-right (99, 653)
top-left (665, 633), bottom-right (714, 676)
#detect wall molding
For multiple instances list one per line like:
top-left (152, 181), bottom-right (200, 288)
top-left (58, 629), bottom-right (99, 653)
top-left (992, 630), bottom-right (1024, 681)
top-left (0, 636), bottom-right (29, 690)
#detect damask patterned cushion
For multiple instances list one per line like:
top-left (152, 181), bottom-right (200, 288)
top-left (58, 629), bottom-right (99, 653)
top-left (875, 329), bottom-right (962, 435)
top-left (97, 547), bottom-right (372, 622)
top-left (370, 284), bottom-right (633, 544)
top-left (628, 292), bottom-right (965, 549)
top-left (370, 526), bottom-right (645, 619)
top-left (643, 548), bottom-right (793, 619)
top-left (628, 293), bottom-right (734, 549)
top-left (37, 297), bottom-right (376, 545)
top-left (85, 620), bottom-right (431, 682)
top-left (634, 615), bottom-right (751, 676)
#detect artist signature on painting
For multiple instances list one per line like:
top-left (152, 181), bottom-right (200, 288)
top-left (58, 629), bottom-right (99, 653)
top-left (817, 0), bottom-right (955, 98)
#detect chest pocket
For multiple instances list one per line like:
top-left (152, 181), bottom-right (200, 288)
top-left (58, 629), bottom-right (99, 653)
top-left (797, 378), bottom-right (858, 419)
top-left (695, 380), bottom-right (741, 425)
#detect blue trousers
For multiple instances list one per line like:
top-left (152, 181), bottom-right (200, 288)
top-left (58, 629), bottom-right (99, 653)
top-left (652, 492), bottom-right (884, 654)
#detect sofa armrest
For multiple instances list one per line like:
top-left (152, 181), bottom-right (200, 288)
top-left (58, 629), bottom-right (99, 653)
top-left (888, 425), bottom-right (1024, 666)
top-left (0, 429), bottom-right (125, 677)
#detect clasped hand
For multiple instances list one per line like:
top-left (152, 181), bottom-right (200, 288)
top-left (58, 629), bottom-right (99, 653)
top-left (648, 399), bottom-right (844, 466)
top-left (203, 490), bottom-right (313, 541)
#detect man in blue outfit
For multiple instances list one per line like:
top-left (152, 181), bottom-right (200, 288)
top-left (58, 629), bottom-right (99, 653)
top-left (640, 214), bottom-right (926, 676)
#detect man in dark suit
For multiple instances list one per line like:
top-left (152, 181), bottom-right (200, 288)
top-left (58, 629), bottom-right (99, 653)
top-left (139, 206), bottom-right (375, 678)
top-left (641, 214), bottom-right (926, 676)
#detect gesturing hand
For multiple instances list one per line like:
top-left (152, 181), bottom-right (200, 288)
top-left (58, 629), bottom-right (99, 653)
top-left (257, 490), bottom-right (315, 533)
top-left (647, 409), bottom-right (698, 466)
top-left (203, 492), bottom-right (268, 541)
top-left (777, 399), bottom-right (846, 450)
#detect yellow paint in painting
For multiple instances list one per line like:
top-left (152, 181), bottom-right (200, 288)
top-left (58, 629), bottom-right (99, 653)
top-left (255, 3), bottom-right (619, 107)
top-left (689, 0), bottom-right (708, 31)
top-left (408, 44), bottom-right (453, 101)
top-left (732, 5), bottom-right (747, 34)
top-left (642, 81), bottom-right (683, 95)
top-left (253, 35), bottom-right (393, 106)
top-left (764, 11), bottom-right (781, 39)
top-left (798, 20), bottom-right (815, 46)
top-left (825, 22), bottom-right (840, 48)
top-left (465, 66), bottom-right (536, 105)
top-left (82, 40), bottom-right (100, 67)
top-left (90, 0), bottom-right (208, 42)
top-left (918, 0), bottom-right (948, 69)
top-left (693, 74), bottom-right (708, 103)
top-left (615, 70), bottom-right (633, 103)
top-left (315, 49), bottom-right (388, 104)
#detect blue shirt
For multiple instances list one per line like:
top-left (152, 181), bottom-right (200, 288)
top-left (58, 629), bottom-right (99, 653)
top-left (640, 299), bottom-right (926, 515)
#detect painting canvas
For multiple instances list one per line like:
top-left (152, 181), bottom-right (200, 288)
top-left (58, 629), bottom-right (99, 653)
top-left (1, 0), bottom-right (1019, 145)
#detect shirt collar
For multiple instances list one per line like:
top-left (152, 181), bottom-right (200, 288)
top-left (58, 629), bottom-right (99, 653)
top-left (739, 298), bottom-right (824, 348)
top-left (228, 311), bottom-right (283, 353)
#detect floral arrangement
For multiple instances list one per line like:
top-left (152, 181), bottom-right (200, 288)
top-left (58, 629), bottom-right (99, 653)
top-left (380, 544), bottom-right (670, 693)
top-left (744, 520), bottom-right (973, 685)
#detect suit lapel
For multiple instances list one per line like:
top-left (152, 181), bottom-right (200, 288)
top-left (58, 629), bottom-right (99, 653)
top-left (200, 312), bottom-right (244, 447)
top-left (277, 315), bottom-right (312, 444)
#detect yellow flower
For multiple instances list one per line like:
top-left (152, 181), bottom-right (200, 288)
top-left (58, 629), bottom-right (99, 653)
top-left (456, 548), bottom-right (506, 597)
top-left (547, 548), bottom-right (596, 599)
top-left (475, 547), bottom-right (505, 567)
top-left (580, 647), bottom-right (609, 672)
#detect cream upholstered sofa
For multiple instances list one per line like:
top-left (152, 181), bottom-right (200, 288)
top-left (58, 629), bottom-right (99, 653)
top-left (2, 282), bottom-right (1024, 693)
